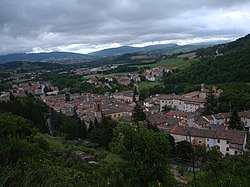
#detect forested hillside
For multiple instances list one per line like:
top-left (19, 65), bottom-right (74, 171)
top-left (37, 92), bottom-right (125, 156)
top-left (164, 34), bottom-right (250, 84)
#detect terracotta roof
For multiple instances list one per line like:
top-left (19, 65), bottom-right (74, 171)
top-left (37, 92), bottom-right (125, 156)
top-left (183, 91), bottom-right (200, 98)
top-left (166, 110), bottom-right (197, 118)
top-left (147, 112), bottom-right (181, 126)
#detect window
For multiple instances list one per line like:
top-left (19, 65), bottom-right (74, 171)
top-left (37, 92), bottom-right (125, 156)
top-left (217, 139), bottom-right (220, 143)
top-left (114, 115), bottom-right (116, 118)
top-left (198, 139), bottom-right (202, 144)
top-left (235, 151), bottom-right (238, 155)
top-left (226, 147), bottom-right (229, 151)
top-left (207, 138), bottom-right (209, 141)
top-left (226, 140), bottom-right (229, 144)
top-left (118, 114), bottom-right (121, 117)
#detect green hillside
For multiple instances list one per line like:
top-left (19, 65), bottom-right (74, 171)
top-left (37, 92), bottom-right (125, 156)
top-left (164, 34), bottom-right (250, 84)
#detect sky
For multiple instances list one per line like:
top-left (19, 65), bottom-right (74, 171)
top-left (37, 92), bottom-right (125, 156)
top-left (1, 0), bottom-right (250, 55)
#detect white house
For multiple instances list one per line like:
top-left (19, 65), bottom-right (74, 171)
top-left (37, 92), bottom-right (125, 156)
top-left (170, 125), bottom-right (247, 155)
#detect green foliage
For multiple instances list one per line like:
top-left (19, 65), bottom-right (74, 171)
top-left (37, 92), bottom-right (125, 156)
top-left (162, 105), bottom-right (173, 112)
top-left (105, 65), bottom-right (139, 74)
top-left (132, 103), bottom-right (146, 123)
top-left (0, 96), bottom-right (48, 132)
top-left (89, 116), bottom-right (117, 148)
top-left (176, 140), bottom-right (193, 161)
top-left (218, 83), bottom-right (250, 111)
top-left (228, 110), bottom-right (244, 130)
top-left (192, 149), bottom-right (250, 187)
top-left (203, 91), bottom-right (218, 115)
top-left (164, 35), bottom-right (250, 85)
top-left (62, 116), bottom-right (87, 140)
top-left (110, 121), bottom-right (174, 186)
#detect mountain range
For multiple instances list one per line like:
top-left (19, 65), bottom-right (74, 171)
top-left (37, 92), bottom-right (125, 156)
top-left (0, 52), bottom-right (91, 64)
top-left (88, 43), bottom-right (178, 56)
top-left (0, 42), bottom-right (224, 64)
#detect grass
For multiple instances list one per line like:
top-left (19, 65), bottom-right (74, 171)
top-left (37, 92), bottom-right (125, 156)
top-left (138, 81), bottom-right (163, 91)
top-left (82, 72), bottom-right (130, 79)
top-left (39, 133), bottom-right (65, 150)
top-left (131, 58), bottom-right (197, 69)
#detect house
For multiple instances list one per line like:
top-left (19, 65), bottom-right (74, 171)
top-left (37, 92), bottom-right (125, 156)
top-left (147, 112), bottom-right (181, 126)
top-left (88, 76), bottom-right (98, 84)
top-left (101, 103), bottom-right (133, 120)
top-left (143, 66), bottom-right (176, 81)
top-left (166, 110), bottom-right (199, 124)
top-left (111, 90), bottom-right (135, 103)
top-left (116, 76), bottom-right (131, 85)
top-left (129, 74), bottom-right (141, 82)
top-left (159, 94), bottom-right (205, 112)
top-left (170, 125), bottom-right (247, 155)
top-left (12, 81), bottom-right (45, 96)
top-left (0, 92), bottom-right (10, 102)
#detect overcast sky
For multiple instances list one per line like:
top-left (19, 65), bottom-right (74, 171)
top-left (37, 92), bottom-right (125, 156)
top-left (1, 0), bottom-right (250, 55)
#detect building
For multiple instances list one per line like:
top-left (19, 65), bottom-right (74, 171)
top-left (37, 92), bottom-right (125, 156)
top-left (170, 125), bottom-right (247, 155)
top-left (159, 94), bottom-right (206, 112)
top-left (116, 76), bottom-right (131, 85)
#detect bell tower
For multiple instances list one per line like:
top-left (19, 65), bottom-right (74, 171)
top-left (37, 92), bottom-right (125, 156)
top-left (94, 96), bottom-right (102, 112)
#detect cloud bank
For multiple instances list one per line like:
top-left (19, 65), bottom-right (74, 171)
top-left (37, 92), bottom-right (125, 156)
top-left (1, 0), bottom-right (250, 54)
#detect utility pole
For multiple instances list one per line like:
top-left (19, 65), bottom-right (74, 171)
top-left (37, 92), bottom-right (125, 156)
top-left (188, 130), bottom-right (196, 187)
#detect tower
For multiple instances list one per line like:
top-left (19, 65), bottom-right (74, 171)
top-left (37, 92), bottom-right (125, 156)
top-left (94, 96), bottom-right (102, 112)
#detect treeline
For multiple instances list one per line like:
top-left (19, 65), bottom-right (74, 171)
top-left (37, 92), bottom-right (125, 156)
top-left (0, 95), bottom-right (48, 132)
top-left (139, 83), bottom-right (200, 100)
top-left (104, 65), bottom-right (139, 74)
top-left (164, 48), bottom-right (250, 84)
top-left (0, 95), bottom-right (117, 146)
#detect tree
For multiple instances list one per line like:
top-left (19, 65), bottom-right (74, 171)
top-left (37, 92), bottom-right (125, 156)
top-left (65, 93), bottom-right (70, 102)
top-left (132, 103), bottom-right (146, 123)
top-left (110, 122), bottom-right (174, 186)
top-left (78, 120), bottom-right (88, 139)
top-left (228, 110), bottom-right (244, 130)
top-left (203, 91), bottom-right (218, 115)
top-left (176, 140), bottom-right (193, 161)
top-left (162, 105), bottom-right (173, 112)
top-left (89, 116), bottom-right (116, 148)
top-left (9, 91), bottom-right (15, 102)
top-left (139, 88), bottom-right (149, 101)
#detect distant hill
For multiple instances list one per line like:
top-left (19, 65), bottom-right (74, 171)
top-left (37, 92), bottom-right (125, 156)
top-left (164, 34), bottom-right (250, 84)
top-left (88, 44), bottom-right (177, 57)
top-left (0, 61), bottom-right (64, 71)
top-left (0, 52), bottom-right (92, 64)
top-left (149, 44), bottom-right (210, 56)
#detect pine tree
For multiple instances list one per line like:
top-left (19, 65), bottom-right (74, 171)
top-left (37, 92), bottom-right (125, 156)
top-left (228, 110), bottom-right (244, 130)
top-left (65, 93), bottom-right (70, 102)
top-left (9, 91), bottom-right (15, 102)
top-left (132, 103), bottom-right (146, 123)
top-left (203, 90), bottom-right (218, 115)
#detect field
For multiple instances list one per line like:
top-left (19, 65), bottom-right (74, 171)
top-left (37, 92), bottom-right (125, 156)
top-left (39, 133), bottom-right (65, 150)
top-left (82, 58), bottom-right (196, 80)
top-left (137, 81), bottom-right (163, 91)
top-left (82, 72), bottom-right (129, 79)
top-left (131, 58), bottom-right (197, 69)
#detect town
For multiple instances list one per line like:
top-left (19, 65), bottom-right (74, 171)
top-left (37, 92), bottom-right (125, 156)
top-left (1, 68), bottom-right (249, 157)
top-left (1, 1), bottom-right (250, 184)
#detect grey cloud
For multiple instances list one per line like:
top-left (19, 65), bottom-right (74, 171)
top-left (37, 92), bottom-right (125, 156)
top-left (1, 0), bottom-right (250, 54)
